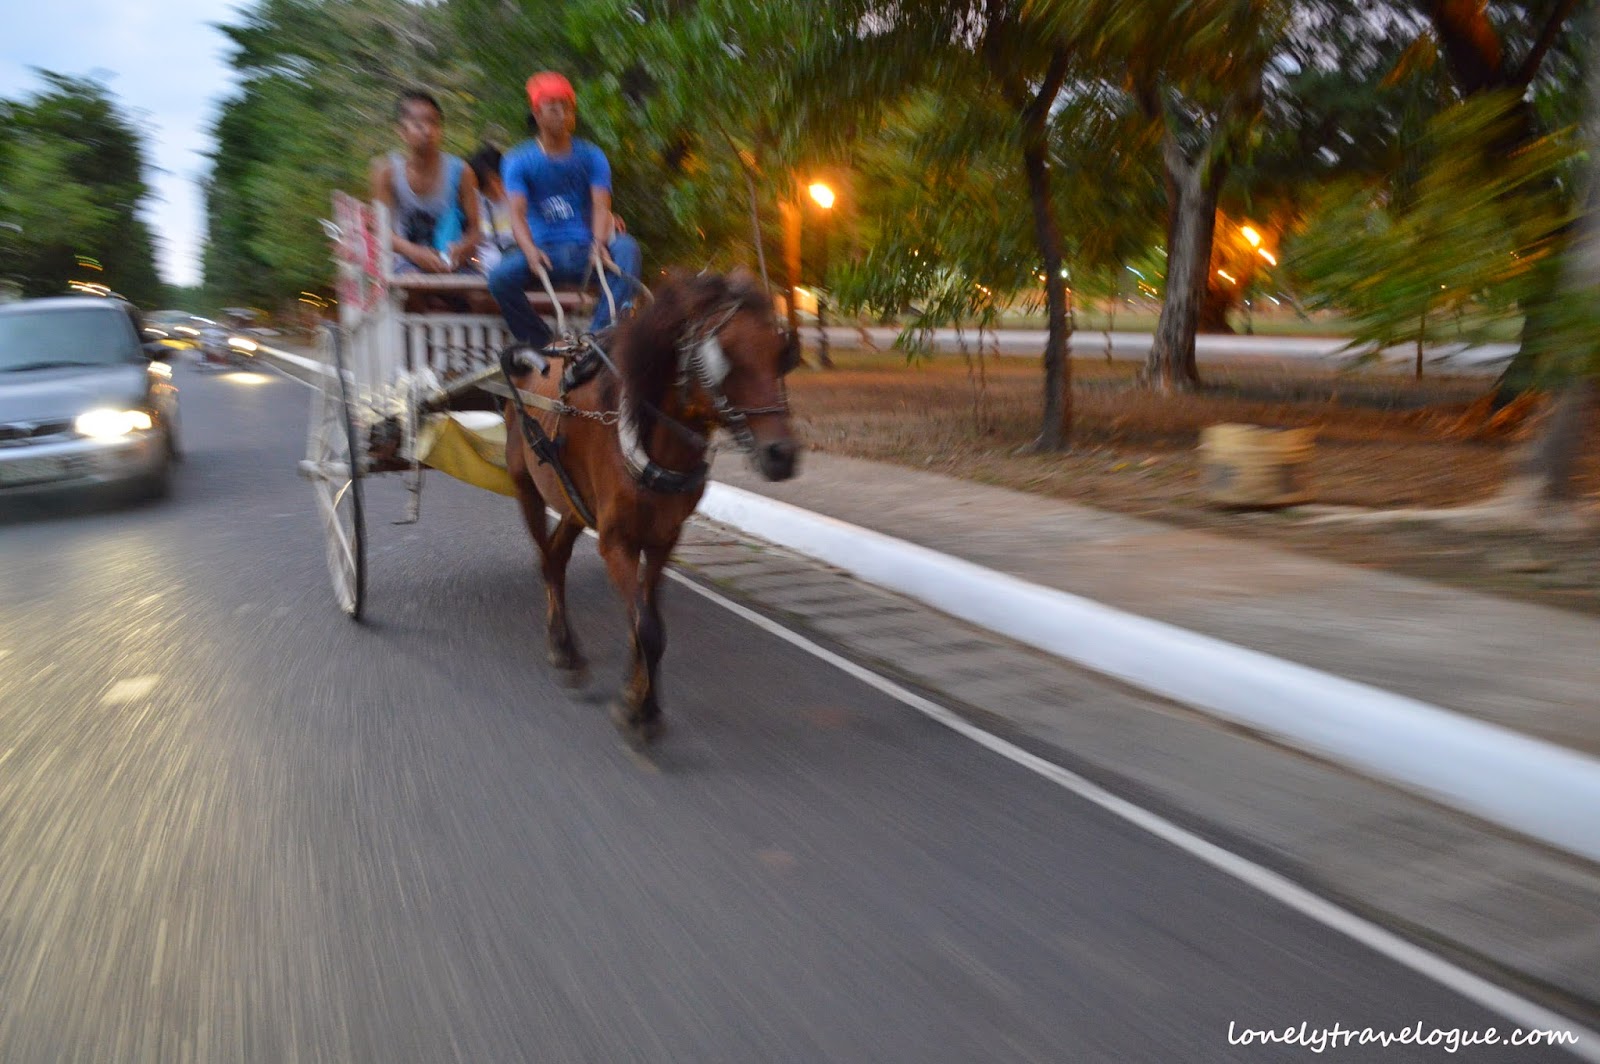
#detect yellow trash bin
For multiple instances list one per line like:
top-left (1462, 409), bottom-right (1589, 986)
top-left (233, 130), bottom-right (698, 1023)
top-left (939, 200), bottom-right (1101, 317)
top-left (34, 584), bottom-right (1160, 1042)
top-left (1199, 423), bottom-right (1314, 508)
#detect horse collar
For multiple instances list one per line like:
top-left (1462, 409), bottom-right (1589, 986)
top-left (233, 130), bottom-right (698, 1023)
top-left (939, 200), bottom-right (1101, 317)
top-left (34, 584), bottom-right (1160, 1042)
top-left (617, 413), bottom-right (709, 495)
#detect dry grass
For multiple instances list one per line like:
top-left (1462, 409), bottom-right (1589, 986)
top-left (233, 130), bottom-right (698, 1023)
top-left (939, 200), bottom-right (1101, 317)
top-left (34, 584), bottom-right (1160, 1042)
top-left (786, 350), bottom-right (1600, 613)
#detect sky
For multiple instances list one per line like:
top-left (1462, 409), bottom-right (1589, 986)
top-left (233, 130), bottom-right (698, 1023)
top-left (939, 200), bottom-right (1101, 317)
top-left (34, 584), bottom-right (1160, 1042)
top-left (0, 0), bottom-right (245, 288)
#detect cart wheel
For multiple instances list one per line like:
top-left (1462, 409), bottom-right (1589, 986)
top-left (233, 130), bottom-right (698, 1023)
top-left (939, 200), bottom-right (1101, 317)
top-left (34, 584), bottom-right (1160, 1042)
top-left (307, 326), bottom-right (366, 619)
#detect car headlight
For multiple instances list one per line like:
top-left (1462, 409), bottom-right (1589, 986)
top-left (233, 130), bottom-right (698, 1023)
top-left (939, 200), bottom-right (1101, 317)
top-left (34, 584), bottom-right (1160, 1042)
top-left (75, 408), bottom-right (155, 439)
top-left (228, 337), bottom-right (259, 353)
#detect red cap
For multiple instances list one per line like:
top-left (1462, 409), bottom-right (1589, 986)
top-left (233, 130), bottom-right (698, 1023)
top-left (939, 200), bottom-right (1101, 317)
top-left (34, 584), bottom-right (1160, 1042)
top-left (526, 72), bottom-right (576, 111)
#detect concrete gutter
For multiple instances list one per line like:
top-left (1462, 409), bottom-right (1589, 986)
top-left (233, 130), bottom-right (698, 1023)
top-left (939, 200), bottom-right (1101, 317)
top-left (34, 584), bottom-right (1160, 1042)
top-left (697, 482), bottom-right (1600, 865)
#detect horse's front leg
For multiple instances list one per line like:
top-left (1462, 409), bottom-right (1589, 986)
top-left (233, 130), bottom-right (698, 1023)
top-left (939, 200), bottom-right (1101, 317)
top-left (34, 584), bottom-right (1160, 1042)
top-left (634, 542), bottom-right (672, 724)
top-left (598, 536), bottom-right (665, 746)
top-left (543, 515), bottom-right (587, 682)
top-left (508, 422), bottom-right (587, 683)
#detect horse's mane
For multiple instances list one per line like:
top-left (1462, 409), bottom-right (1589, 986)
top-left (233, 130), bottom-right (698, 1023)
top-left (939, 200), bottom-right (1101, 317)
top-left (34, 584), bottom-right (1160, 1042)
top-left (609, 269), bottom-right (775, 440)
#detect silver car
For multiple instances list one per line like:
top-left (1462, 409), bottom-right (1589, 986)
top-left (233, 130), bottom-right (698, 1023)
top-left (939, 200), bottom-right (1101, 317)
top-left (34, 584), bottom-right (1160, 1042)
top-left (0, 297), bottom-right (180, 502)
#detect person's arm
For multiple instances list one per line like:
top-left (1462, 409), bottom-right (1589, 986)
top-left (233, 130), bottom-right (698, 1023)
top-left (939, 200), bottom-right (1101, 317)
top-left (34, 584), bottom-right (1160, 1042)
top-left (507, 192), bottom-right (551, 272)
top-left (590, 186), bottom-right (616, 269)
top-left (588, 146), bottom-right (616, 269)
top-left (447, 166), bottom-right (481, 270)
top-left (369, 156), bottom-right (445, 271)
top-left (503, 153), bottom-right (551, 273)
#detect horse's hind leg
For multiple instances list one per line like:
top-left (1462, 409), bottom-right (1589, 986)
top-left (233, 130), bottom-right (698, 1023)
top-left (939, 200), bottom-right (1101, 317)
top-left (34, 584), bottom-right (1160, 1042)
top-left (598, 536), bottom-right (665, 746)
top-left (542, 514), bottom-right (587, 680)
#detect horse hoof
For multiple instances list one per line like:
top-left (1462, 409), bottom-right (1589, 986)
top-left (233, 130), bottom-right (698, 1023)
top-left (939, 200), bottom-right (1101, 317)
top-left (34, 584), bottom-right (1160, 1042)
top-left (548, 649), bottom-right (587, 685)
top-left (610, 701), bottom-right (665, 748)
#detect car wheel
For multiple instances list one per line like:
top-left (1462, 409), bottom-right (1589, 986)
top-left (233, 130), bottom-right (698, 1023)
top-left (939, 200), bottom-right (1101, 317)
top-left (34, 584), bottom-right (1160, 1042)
top-left (135, 449), bottom-right (173, 503)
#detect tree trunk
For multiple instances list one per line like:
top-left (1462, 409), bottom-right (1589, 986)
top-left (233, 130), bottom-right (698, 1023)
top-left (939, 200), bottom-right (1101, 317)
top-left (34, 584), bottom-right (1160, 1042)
top-left (1023, 136), bottom-right (1072, 449)
top-left (779, 196), bottom-right (801, 343)
top-left (1197, 276), bottom-right (1236, 334)
top-left (1514, 379), bottom-right (1591, 500)
top-left (1496, 6), bottom-right (1600, 505)
top-left (1146, 138), bottom-right (1223, 390)
top-left (1423, 0), bottom-right (1581, 404)
top-left (1494, 204), bottom-right (1588, 403)
top-left (1104, 266), bottom-right (1118, 361)
top-left (1505, 7), bottom-right (1600, 502)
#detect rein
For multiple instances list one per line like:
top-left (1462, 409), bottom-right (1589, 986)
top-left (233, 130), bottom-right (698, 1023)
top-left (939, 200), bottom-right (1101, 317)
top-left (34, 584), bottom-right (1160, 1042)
top-left (503, 300), bottom-right (790, 499)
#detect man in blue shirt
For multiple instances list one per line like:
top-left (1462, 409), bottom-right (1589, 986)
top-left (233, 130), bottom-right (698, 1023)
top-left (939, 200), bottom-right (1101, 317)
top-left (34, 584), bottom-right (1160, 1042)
top-left (489, 72), bottom-right (643, 348)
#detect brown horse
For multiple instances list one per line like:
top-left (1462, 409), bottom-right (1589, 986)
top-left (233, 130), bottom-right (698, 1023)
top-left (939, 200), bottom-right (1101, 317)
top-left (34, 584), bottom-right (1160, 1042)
top-left (503, 270), bottom-right (800, 745)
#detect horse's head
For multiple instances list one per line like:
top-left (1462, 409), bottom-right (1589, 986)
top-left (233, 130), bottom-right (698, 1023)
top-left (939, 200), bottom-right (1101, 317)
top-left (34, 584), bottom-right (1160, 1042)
top-left (625, 269), bottom-right (802, 482)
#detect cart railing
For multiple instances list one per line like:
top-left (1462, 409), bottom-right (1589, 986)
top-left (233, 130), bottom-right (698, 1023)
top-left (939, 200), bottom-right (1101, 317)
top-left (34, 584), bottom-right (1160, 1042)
top-left (327, 191), bottom-right (598, 405)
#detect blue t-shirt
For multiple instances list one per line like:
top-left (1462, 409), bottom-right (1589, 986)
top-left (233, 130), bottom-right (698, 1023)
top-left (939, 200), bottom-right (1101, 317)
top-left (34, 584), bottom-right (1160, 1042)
top-left (501, 138), bottom-right (612, 248)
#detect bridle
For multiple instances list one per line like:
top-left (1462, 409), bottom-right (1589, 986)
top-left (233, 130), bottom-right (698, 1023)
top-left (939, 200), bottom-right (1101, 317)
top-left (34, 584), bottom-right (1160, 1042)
top-left (616, 301), bottom-right (796, 493)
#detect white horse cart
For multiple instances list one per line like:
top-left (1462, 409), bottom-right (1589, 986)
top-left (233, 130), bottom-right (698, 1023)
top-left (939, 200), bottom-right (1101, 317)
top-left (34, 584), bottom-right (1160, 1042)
top-left (259, 191), bottom-right (622, 620)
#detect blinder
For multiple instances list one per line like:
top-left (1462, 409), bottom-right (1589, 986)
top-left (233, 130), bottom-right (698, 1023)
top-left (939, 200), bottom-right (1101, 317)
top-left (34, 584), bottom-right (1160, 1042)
top-left (693, 335), bottom-right (732, 390)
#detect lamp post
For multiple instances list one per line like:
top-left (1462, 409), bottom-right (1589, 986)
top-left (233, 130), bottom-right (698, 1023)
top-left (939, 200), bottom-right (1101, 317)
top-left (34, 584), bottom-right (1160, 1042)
top-left (781, 177), bottom-right (839, 369)
top-left (807, 182), bottom-right (835, 365)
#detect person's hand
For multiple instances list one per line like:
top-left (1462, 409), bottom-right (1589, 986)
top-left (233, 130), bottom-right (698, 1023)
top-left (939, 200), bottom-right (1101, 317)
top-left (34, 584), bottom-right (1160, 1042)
top-left (592, 241), bottom-right (618, 274)
top-left (611, 212), bottom-right (627, 235)
top-left (446, 242), bottom-right (473, 271)
top-left (420, 248), bottom-right (451, 273)
top-left (528, 245), bottom-right (553, 273)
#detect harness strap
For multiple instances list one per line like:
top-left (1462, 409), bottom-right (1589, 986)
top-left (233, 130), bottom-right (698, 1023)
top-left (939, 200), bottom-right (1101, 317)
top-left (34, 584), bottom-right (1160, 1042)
top-left (496, 353), bottom-right (598, 528)
top-left (617, 413), bottom-right (709, 495)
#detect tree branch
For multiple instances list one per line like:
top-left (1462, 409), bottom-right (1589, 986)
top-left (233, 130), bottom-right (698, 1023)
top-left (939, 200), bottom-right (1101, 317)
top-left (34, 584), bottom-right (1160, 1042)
top-left (1022, 48), bottom-right (1072, 128)
top-left (1515, 0), bottom-right (1580, 88)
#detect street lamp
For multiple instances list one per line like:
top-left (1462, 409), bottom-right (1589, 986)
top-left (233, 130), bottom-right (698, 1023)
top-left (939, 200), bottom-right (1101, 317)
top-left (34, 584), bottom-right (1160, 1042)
top-left (782, 177), bottom-right (838, 368)
top-left (808, 182), bottom-right (835, 363)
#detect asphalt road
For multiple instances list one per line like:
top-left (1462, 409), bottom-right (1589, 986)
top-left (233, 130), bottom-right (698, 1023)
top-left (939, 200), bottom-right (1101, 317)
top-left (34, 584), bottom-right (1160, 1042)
top-left (0, 357), bottom-right (1580, 1061)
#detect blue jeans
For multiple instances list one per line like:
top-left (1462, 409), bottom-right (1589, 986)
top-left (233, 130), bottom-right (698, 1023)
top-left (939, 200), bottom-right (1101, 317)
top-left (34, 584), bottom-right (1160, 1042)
top-left (488, 234), bottom-right (642, 346)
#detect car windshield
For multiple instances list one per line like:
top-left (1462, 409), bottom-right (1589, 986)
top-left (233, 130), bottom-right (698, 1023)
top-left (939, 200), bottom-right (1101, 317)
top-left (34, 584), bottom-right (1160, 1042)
top-left (0, 307), bottom-right (141, 372)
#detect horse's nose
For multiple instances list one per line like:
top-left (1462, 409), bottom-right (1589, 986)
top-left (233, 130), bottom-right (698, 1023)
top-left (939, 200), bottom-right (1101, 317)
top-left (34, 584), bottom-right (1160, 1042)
top-left (759, 439), bottom-right (799, 482)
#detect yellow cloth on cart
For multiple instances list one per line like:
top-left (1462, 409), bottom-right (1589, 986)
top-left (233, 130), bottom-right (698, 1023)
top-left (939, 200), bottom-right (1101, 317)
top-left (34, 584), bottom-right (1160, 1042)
top-left (415, 411), bottom-right (517, 496)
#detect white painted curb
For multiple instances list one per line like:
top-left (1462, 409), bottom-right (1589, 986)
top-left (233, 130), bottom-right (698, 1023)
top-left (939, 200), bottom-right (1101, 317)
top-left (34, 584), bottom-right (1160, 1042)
top-left (824, 326), bottom-right (1518, 368)
top-left (698, 482), bottom-right (1600, 864)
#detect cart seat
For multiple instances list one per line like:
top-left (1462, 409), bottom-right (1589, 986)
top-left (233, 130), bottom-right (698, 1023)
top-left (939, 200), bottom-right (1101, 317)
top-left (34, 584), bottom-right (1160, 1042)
top-left (387, 271), bottom-right (590, 313)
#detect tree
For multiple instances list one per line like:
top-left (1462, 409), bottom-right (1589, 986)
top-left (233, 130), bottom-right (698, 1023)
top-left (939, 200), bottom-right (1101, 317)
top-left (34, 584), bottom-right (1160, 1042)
top-left (1411, 0), bottom-right (1588, 398)
top-left (206, 0), bottom-right (474, 307)
top-left (1086, 0), bottom-right (1292, 390)
top-left (803, 0), bottom-right (1080, 448)
top-left (0, 73), bottom-right (162, 304)
top-left (830, 91), bottom-right (1046, 350)
top-left (1290, 91), bottom-right (1576, 376)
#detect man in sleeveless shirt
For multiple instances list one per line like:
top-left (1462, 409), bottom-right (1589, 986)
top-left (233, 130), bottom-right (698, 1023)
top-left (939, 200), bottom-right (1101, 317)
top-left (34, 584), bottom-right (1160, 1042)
top-left (369, 90), bottom-right (481, 276)
top-left (488, 72), bottom-right (643, 348)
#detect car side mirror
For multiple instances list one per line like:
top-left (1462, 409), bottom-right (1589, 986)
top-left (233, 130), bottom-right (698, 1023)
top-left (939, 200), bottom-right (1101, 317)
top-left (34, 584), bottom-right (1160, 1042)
top-left (143, 341), bottom-right (172, 360)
